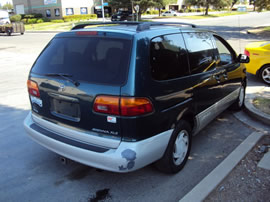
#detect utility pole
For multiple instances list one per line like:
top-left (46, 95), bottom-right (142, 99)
top-left (101, 0), bottom-right (105, 22)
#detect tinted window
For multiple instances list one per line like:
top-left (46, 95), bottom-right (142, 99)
top-left (213, 36), bottom-right (234, 66)
top-left (150, 34), bottom-right (189, 80)
top-left (183, 32), bottom-right (215, 74)
top-left (31, 37), bottom-right (131, 85)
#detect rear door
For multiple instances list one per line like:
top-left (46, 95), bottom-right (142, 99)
top-left (29, 33), bottom-right (132, 139)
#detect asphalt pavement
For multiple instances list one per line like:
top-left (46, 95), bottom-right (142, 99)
top-left (1, 12), bottom-right (270, 202)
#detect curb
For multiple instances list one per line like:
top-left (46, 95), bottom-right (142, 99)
top-left (26, 31), bottom-right (62, 34)
top-left (244, 89), bottom-right (270, 125)
top-left (179, 131), bottom-right (264, 202)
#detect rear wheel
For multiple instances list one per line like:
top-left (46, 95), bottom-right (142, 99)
top-left (260, 65), bottom-right (270, 85)
top-left (155, 120), bottom-right (192, 174)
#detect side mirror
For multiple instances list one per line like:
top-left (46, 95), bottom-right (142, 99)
top-left (237, 54), bottom-right (250, 63)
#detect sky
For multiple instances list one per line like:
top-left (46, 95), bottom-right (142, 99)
top-left (0, 0), bottom-right (12, 6)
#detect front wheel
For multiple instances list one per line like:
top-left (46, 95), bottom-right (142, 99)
top-left (260, 65), bottom-right (270, 85)
top-left (230, 83), bottom-right (245, 110)
top-left (155, 120), bottom-right (192, 174)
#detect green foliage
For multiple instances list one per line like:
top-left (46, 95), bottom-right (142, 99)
top-left (2, 2), bottom-right (13, 10)
top-left (185, 0), bottom-right (232, 15)
top-left (51, 19), bottom-right (64, 23)
top-left (36, 19), bottom-right (44, 23)
top-left (27, 18), bottom-right (38, 24)
top-left (146, 10), bottom-right (159, 14)
top-left (10, 15), bottom-right (22, 22)
top-left (255, 0), bottom-right (270, 11)
top-left (63, 14), bottom-right (97, 22)
top-left (42, 18), bottom-right (51, 22)
top-left (21, 13), bottom-right (43, 19)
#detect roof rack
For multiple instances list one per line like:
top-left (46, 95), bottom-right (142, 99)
top-left (71, 22), bottom-right (196, 32)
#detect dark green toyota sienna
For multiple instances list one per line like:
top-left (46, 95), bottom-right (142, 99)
top-left (24, 22), bottom-right (249, 173)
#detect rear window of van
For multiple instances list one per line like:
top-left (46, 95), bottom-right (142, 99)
top-left (31, 37), bottom-right (132, 85)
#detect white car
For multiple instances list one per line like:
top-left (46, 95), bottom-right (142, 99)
top-left (162, 11), bottom-right (180, 17)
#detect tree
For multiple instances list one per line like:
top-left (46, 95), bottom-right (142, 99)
top-left (185, 0), bottom-right (232, 15)
top-left (109, 0), bottom-right (173, 19)
top-left (154, 0), bottom-right (178, 16)
top-left (231, 0), bottom-right (239, 9)
top-left (2, 2), bottom-right (13, 10)
top-left (253, 0), bottom-right (270, 11)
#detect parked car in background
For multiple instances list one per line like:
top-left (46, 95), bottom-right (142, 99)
top-left (0, 10), bottom-right (10, 24)
top-left (111, 10), bottom-right (136, 21)
top-left (162, 10), bottom-right (180, 17)
top-left (24, 22), bottom-right (249, 174)
top-left (244, 41), bottom-right (270, 85)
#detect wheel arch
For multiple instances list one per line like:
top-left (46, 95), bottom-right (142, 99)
top-left (256, 63), bottom-right (270, 77)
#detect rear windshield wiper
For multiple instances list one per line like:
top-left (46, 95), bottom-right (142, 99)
top-left (45, 73), bottom-right (80, 87)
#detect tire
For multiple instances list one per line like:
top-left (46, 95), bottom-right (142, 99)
top-left (259, 65), bottom-right (270, 85)
top-left (155, 120), bottom-right (192, 174)
top-left (230, 83), bottom-right (245, 111)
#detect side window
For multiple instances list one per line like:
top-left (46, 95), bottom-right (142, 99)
top-left (150, 34), bottom-right (189, 81)
top-left (183, 32), bottom-right (215, 74)
top-left (213, 36), bottom-right (234, 66)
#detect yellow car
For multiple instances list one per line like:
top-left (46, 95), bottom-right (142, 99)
top-left (244, 41), bottom-right (270, 84)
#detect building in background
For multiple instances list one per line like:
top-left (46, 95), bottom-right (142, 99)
top-left (12, 0), bottom-right (111, 18)
top-left (166, 0), bottom-right (185, 11)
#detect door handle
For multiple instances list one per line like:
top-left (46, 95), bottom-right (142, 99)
top-left (223, 73), bottom-right (228, 80)
top-left (214, 75), bottom-right (221, 83)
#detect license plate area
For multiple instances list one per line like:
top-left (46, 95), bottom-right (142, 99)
top-left (50, 98), bottom-right (81, 122)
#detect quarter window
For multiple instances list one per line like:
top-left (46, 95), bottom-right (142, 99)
top-left (150, 34), bottom-right (189, 80)
top-left (183, 32), bottom-right (215, 74)
top-left (213, 36), bottom-right (234, 66)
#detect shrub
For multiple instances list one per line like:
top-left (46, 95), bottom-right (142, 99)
top-left (42, 18), bottom-right (50, 22)
top-left (36, 18), bottom-right (44, 23)
top-left (34, 13), bottom-right (43, 18)
top-left (152, 10), bottom-right (159, 14)
top-left (21, 18), bottom-right (27, 24)
top-left (179, 9), bottom-right (184, 13)
top-left (24, 14), bottom-right (35, 19)
top-left (196, 9), bottom-right (202, 12)
top-left (51, 19), bottom-right (64, 23)
top-left (10, 14), bottom-right (22, 22)
top-left (63, 14), bottom-right (97, 22)
top-left (28, 18), bottom-right (37, 24)
top-left (161, 9), bottom-right (167, 13)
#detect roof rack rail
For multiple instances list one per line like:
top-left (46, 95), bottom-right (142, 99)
top-left (71, 21), bottom-right (196, 32)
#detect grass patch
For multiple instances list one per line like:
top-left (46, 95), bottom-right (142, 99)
top-left (25, 22), bottom-right (75, 31)
top-left (264, 26), bottom-right (270, 32)
top-left (153, 12), bottom-right (248, 20)
top-left (253, 97), bottom-right (270, 115)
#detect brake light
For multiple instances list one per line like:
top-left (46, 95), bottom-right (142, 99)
top-left (244, 49), bottom-right (250, 57)
top-left (27, 80), bottom-right (40, 97)
top-left (120, 97), bottom-right (153, 116)
top-left (93, 96), bottom-right (120, 115)
top-left (93, 96), bottom-right (153, 116)
top-left (76, 31), bottom-right (98, 36)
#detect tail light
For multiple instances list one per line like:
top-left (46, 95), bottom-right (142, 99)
top-left (93, 96), bottom-right (120, 115)
top-left (27, 80), bottom-right (40, 97)
top-left (120, 97), bottom-right (153, 116)
top-left (93, 96), bottom-right (153, 117)
top-left (244, 49), bottom-right (250, 57)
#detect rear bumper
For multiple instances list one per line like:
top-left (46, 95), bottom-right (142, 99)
top-left (24, 112), bottom-right (172, 172)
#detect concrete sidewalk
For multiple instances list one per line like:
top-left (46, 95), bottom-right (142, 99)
top-left (180, 85), bottom-right (270, 202)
